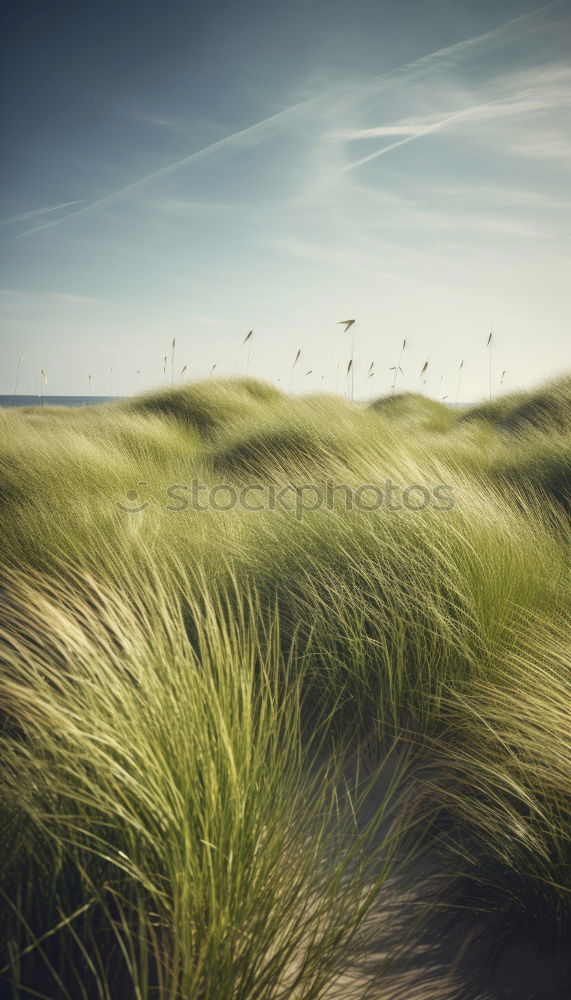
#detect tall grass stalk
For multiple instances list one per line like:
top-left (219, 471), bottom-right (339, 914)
top-left (391, 338), bottom-right (406, 392)
top-left (290, 349), bottom-right (301, 393)
top-left (242, 330), bottom-right (253, 374)
top-left (455, 359), bottom-right (464, 404)
top-left (338, 320), bottom-right (355, 400)
top-left (13, 356), bottom-right (23, 404)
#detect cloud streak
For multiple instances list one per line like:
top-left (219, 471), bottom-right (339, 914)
top-left (15, 96), bottom-right (325, 239)
top-left (13, 3), bottom-right (559, 240)
top-left (330, 80), bottom-right (571, 176)
top-left (0, 200), bottom-right (86, 228)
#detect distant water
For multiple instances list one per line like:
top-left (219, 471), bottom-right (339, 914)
top-left (0, 395), bottom-right (120, 408)
top-left (1, 394), bottom-right (471, 410)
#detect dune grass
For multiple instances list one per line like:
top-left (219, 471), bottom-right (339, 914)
top-left (1, 563), bottom-right (411, 1000)
top-left (457, 373), bottom-right (571, 433)
top-left (0, 374), bottom-right (569, 997)
top-left (369, 391), bottom-right (458, 433)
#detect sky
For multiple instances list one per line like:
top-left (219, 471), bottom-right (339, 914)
top-left (1, 0), bottom-right (570, 400)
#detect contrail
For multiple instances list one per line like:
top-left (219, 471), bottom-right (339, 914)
top-left (0, 200), bottom-right (86, 227)
top-left (332, 68), bottom-right (565, 177)
top-left (15, 2), bottom-right (560, 239)
top-left (15, 97), bottom-right (326, 239)
top-left (357, 0), bottom-right (562, 98)
top-left (332, 97), bottom-right (522, 175)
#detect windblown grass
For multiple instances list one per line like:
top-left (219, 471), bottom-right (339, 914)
top-left (127, 377), bottom-right (282, 439)
top-left (412, 620), bottom-right (571, 951)
top-left (0, 562), bottom-right (408, 999)
top-left (369, 392), bottom-right (458, 433)
top-left (0, 373), bottom-right (569, 997)
top-left (458, 373), bottom-right (571, 433)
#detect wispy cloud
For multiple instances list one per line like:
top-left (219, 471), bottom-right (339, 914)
top-left (0, 200), bottom-right (86, 227)
top-left (331, 64), bottom-right (571, 144)
top-left (353, 0), bottom-right (564, 98)
top-left (327, 63), bottom-right (571, 176)
top-left (48, 292), bottom-right (104, 305)
top-left (156, 198), bottom-right (245, 217)
top-left (430, 184), bottom-right (571, 210)
top-left (0, 289), bottom-right (104, 306)
top-left (129, 112), bottom-right (183, 131)
top-left (13, 4), bottom-right (561, 240)
top-left (14, 96), bottom-right (325, 239)
top-left (496, 126), bottom-right (571, 161)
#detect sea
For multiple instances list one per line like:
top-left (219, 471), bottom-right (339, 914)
top-left (0, 396), bottom-right (119, 408)
top-left (0, 395), bottom-right (470, 409)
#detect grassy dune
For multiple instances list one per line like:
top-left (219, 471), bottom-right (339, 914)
top-left (0, 375), bottom-right (570, 998)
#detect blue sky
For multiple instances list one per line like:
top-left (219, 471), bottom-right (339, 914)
top-left (1, 0), bottom-right (570, 399)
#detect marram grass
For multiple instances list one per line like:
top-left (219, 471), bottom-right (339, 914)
top-left (0, 564), bottom-right (410, 999)
top-left (0, 374), bottom-right (569, 997)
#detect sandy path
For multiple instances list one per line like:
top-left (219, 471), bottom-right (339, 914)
top-left (305, 748), bottom-right (571, 1000)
